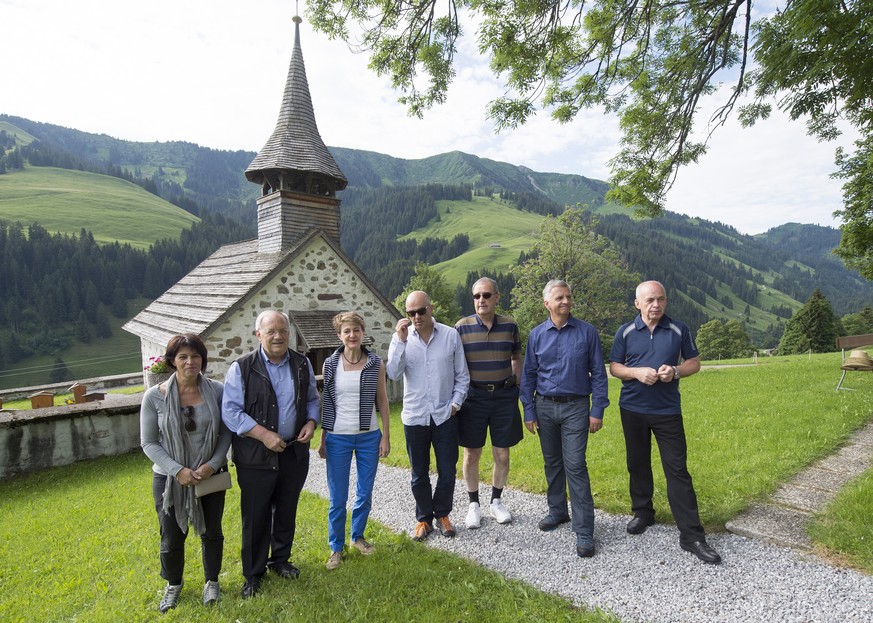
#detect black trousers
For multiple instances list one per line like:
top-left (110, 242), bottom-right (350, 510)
top-left (404, 416), bottom-right (459, 523)
top-left (152, 474), bottom-right (225, 585)
top-left (619, 408), bottom-right (705, 544)
top-left (236, 446), bottom-right (309, 579)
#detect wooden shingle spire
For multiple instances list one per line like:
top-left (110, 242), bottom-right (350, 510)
top-left (245, 15), bottom-right (347, 197)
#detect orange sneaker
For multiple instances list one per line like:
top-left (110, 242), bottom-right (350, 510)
top-left (436, 516), bottom-right (456, 537)
top-left (412, 521), bottom-right (433, 541)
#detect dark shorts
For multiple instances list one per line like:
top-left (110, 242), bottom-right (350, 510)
top-left (458, 384), bottom-right (523, 449)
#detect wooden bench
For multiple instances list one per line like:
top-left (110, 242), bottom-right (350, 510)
top-left (835, 334), bottom-right (873, 390)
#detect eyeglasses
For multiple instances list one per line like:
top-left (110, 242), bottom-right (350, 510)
top-left (472, 292), bottom-right (494, 300)
top-left (181, 406), bottom-right (196, 432)
top-left (406, 306), bottom-right (429, 318)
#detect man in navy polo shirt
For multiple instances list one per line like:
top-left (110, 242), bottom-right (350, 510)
top-left (521, 279), bottom-right (609, 558)
top-left (609, 280), bottom-right (721, 564)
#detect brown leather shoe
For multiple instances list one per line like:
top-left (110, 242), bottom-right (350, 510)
top-left (412, 521), bottom-right (433, 541)
top-left (436, 516), bottom-right (456, 537)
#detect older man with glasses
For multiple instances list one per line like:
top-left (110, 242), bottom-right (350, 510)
top-left (387, 290), bottom-right (470, 541)
top-left (222, 310), bottom-right (320, 598)
top-left (454, 277), bottom-right (523, 529)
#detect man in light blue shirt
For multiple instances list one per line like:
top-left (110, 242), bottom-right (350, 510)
top-left (387, 290), bottom-right (469, 542)
top-left (222, 310), bottom-right (320, 598)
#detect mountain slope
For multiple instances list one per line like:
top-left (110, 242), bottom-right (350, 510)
top-left (4, 113), bottom-right (873, 351)
top-left (0, 166), bottom-right (198, 249)
top-left (0, 115), bottom-right (611, 214)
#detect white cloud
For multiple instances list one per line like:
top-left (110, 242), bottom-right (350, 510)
top-left (0, 0), bottom-right (851, 234)
top-left (665, 89), bottom-right (854, 234)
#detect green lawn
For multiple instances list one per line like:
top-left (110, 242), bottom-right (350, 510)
top-left (1, 352), bottom-right (869, 623)
top-left (808, 467), bottom-right (873, 571)
top-left (0, 166), bottom-right (198, 249)
top-left (0, 453), bottom-right (613, 623)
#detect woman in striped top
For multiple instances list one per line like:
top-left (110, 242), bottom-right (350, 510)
top-left (318, 311), bottom-right (391, 570)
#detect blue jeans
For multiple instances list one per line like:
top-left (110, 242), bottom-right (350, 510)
top-left (536, 396), bottom-right (594, 540)
top-left (404, 416), bottom-right (459, 523)
top-left (325, 429), bottom-right (382, 553)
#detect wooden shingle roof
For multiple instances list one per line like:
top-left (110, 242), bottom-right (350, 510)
top-left (123, 229), bottom-right (399, 348)
top-left (290, 310), bottom-right (341, 350)
top-left (245, 16), bottom-right (347, 190)
top-left (123, 239), bottom-right (275, 346)
top-left (289, 310), bottom-right (376, 351)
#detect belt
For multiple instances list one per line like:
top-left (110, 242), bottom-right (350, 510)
top-left (539, 394), bottom-right (584, 403)
top-left (471, 379), bottom-right (515, 392)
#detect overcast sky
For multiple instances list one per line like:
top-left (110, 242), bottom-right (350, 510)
top-left (1, 0), bottom-right (854, 234)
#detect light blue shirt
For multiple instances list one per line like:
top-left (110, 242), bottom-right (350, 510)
top-left (387, 321), bottom-right (469, 427)
top-left (222, 347), bottom-right (319, 439)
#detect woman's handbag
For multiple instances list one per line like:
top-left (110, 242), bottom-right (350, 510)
top-left (194, 470), bottom-right (232, 498)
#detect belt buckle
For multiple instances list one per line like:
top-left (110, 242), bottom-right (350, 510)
top-left (484, 383), bottom-right (496, 392)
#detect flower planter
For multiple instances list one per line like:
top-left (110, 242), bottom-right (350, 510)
top-left (146, 372), bottom-right (172, 388)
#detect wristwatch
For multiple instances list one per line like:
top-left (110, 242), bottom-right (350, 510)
top-left (672, 366), bottom-right (680, 381)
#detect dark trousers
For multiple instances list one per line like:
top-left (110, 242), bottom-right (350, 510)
top-left (236, 446), bottom-right (309, 579)
top-left (152, 473), bottom-right (225, 584)
top-left (536, 396), bottom-right (594, 539)
top-left (620, 407), bottom-right (705, 544)
top-left (404, 416), bottom-right (459, 523)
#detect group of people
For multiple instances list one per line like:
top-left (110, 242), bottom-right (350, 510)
top-left (140, 309), bottom-right (388, 613)
top-left (387, 278), bottom-right (720, 566)
top-left (139, 277), bottom-right (719, 614)
top-left (520, 279), bottom-right (720, 565)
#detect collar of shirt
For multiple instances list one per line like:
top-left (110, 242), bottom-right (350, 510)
top-left (259, 346), bottom-right (290, 367)
top-left (547, 314), bottom-right (577, 331)
top-left (633, 314), bottom-right (672, 332)
top-left (411, 322), bottom-right (439, 340)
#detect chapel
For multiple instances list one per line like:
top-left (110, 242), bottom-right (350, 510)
top-left (124, 16), bottom-right (400, 390)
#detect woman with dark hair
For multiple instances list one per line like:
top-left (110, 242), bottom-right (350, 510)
top-left (318, 311), bottom-right (391, 571)
top-left (140, 333), bottom-right (231, 613)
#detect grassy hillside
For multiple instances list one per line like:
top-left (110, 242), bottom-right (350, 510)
top-left (399, 195), bottom-right (544, 284)
top-left (396, 198), bottom-right (835, 339)
top-left (0, 120), bottom-right (35, 146)
top-left (0, 166), bottom-right (198, 249)
top-left (0, 300), bottom-right (147, 390)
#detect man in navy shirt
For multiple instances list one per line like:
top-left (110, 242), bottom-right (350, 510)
top-left (520, 279), bottom-right (609, 558)
top-left (609, 280), bottom-right (721, 564)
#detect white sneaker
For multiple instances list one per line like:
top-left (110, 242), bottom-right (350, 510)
top-left (490, 498), bottom-right (512, 524)
top-left (465, 502), bottom-right (482, 529)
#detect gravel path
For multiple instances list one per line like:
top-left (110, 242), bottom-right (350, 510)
top-left (304, 454), bottom-right (873, 623)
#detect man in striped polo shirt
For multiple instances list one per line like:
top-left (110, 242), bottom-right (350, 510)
top-left (455, 277), bottom-right (524, 529)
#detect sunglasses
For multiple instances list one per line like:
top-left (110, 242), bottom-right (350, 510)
top-left (181, 406), bottom-right (196, 432)
top-left (406, 306), bottom-right (429, 318)
top-left (472, 292), bottom-right (494, 300)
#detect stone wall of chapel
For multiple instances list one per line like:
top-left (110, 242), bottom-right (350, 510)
top-left (203, 238), bottom-right (400, 391)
